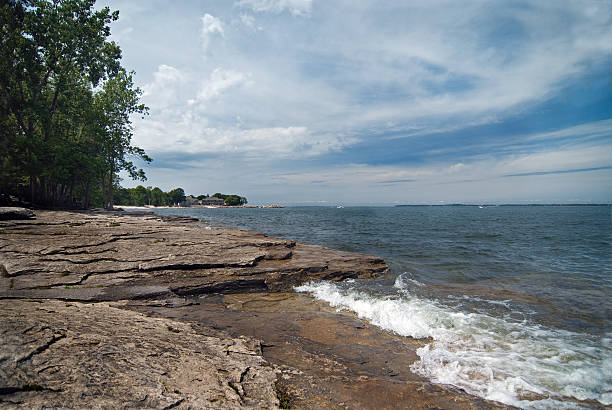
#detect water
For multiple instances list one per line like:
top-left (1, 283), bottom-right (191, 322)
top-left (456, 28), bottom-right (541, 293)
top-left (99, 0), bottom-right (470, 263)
top-left (150, 205), bottom-right (611, 408)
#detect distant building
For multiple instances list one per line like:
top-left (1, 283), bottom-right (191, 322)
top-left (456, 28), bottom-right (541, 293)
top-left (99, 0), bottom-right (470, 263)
top-left (200, 196), bottom-right (225, 206)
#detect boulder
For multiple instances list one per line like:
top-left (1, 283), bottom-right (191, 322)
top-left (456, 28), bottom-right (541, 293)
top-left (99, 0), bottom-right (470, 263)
top-left (0, 207), bottom-right (35, 220)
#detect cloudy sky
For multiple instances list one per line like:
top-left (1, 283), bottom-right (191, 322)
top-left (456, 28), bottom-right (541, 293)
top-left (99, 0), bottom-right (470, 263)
top-left (101, 0), bottom-right (612, 205)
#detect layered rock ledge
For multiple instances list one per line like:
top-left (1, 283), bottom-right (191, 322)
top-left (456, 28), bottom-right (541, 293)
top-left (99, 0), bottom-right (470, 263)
top-left (0, 209), bottom-right (512, 409)
top-left (0, 210), bottom-right (387, 300)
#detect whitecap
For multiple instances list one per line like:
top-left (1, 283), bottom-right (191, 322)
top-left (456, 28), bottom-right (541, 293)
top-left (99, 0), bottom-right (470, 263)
top-left (295, 281), bottom-right (611, 409)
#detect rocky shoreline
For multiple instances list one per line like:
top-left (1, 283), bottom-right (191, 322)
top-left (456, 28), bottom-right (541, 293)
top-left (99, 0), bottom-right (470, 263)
top-left (1, 209), bottom-right (512, 409)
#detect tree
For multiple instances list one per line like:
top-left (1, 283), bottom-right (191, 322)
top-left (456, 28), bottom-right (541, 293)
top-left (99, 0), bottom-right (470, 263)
top-left (94, 69), bottom-right (149, 209)
top-left (130, 185), bottom-right (149, 206)
top-left (150, 187), bottom-right (167, 206)
top-left (168, 188), bottom-right (185, 205)
top-left (0, 0), bottom-right (150, 208)
top-left (223, 195), bottom-right (247, 206)
top-left (0, 0), bottom-right (122, 205)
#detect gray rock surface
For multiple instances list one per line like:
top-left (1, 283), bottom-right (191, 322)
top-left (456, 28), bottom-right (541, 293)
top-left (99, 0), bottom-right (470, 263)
top-left (0, 299), bottom-right (278, 409)
top-left (0, 210), bottom-right (387, 301)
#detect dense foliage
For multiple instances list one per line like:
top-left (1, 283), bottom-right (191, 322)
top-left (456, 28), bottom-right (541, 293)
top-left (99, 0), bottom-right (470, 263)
top-left (113, 187), bottom-right (247, 207)
top-left (113, 186), bottom-right (181, 206)
top-left (212, 193), bottom-right (248, 206)
top-left (0, 0), bottom-right (149, 209)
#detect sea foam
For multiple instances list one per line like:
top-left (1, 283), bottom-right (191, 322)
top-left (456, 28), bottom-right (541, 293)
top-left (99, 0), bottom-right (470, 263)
top-left (295, 280), bottom-right (611, 409)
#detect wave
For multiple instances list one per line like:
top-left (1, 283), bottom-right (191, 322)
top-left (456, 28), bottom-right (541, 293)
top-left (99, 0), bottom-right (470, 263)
top-left (295, 280), bottom-right (611, 409)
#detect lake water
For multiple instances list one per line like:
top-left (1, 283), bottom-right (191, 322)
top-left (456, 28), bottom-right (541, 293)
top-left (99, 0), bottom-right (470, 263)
top-left (150, 205), bottom-right (611, 409)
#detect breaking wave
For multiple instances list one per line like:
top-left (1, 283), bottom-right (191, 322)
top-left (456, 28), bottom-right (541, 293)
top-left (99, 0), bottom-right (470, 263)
top-left (295, 279), bottom-right (611, 409)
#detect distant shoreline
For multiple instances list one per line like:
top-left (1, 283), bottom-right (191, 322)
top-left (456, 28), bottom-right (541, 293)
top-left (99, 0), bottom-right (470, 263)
top-left (394, 203), bottom-right (611, 207)
top-left (118, 204), bottom-right (284, 210)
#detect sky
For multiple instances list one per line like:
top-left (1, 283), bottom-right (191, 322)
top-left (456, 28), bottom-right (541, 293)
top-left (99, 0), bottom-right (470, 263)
top-left (100, 0), bottom-right (612, 205)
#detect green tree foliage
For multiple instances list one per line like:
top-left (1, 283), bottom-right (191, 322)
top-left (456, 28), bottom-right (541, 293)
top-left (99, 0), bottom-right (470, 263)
top-left (110, 186), bottom-right (246, 207)
top-left (223, 195), bottom-right (247, 206)
top-left (150, 187), bottom-right (167, 206)
top-left (0, 0), bottom-right (149, 208)
top-left (167, 188), bottom-right (186, 205)
top-left (211, 193), bottom-right (247, 206)
top-left (94, 69), bottom-right (150, 209)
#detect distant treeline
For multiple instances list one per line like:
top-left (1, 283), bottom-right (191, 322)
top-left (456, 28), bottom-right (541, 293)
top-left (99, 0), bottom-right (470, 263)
top-left (114, 186), bottom-right (185, 207)
top-left (205, 193), bottom-right (248, 206)
top-left (1, 0), bottom-right (149, 209)
top-left (115, 186), bottom-right (247, 207)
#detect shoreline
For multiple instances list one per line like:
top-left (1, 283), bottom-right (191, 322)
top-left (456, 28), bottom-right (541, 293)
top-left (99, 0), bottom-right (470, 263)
top-left (0, 208), bottom-right (512, 409)
top-left (118, 204), bottom-right (284, 210)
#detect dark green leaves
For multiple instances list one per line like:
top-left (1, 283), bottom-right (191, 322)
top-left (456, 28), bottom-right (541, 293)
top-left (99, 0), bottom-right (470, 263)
top-left (0, 0), bottom-right (150, 209)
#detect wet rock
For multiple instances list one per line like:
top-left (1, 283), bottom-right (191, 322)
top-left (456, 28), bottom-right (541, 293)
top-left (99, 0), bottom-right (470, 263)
top-left (126, 292), bottom-right (515, 410)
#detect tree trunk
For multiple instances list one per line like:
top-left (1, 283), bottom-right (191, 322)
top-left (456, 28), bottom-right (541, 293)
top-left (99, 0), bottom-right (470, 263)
top-left (107, 170), bottom-right (114, 210)
top-left (29, 176), bottom-right (35, 204)
top-left (83, 178), bottom-right (90, 209)
top-left (68, 181), bottom-right (74, 208)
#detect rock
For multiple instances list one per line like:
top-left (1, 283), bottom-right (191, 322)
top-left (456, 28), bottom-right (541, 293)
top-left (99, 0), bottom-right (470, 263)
top-left (0, 299), bottom-right (278, 409)
top-left (0, 209), bottom-right (516, 409)
top-left (0, 210), bottom-right (387, 300)
top-left (125, 292), bottom-right (516, 410)
top-left (0, 207), bottom-right (35, 220)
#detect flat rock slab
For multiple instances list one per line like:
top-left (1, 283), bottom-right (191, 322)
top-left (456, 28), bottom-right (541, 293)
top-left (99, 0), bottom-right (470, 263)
top-left (0, 210), bottom-right (388, 301)
top-left (124, 293), bottom-right (515, 410)
top-left (0, 299), bottom-right (278, 409)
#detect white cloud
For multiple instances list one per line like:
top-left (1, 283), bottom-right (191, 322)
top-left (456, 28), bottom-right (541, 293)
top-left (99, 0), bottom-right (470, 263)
top-left (135, 119), bottom-right (352, 158)
top-left (239, 13), bottom-right (257, 29)
top-left (236, 0), bottom-right (312, 17)
top-left (196, 68), bottom-right (252, 102)
top-left (142, 64), bottom-right (186, 109)
top-left (201, 13), bottom-right (224, 36)
top-left (111, 1), bottom-right (612, 202)
top-left (200, 13), bottom-right (224, 49)
top-left (135, 64), bottom-right (351, 158)
top-left (275, 122), bottom-right (612, 188)
top-left (133, 2), bottom-right (612, 156)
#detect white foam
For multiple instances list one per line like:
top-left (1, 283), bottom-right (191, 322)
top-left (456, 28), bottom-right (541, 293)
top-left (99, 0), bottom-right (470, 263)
top-left (394, 273), bottom-right (426, 288)
top-left (295, 281), bottom-right (611, 409)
